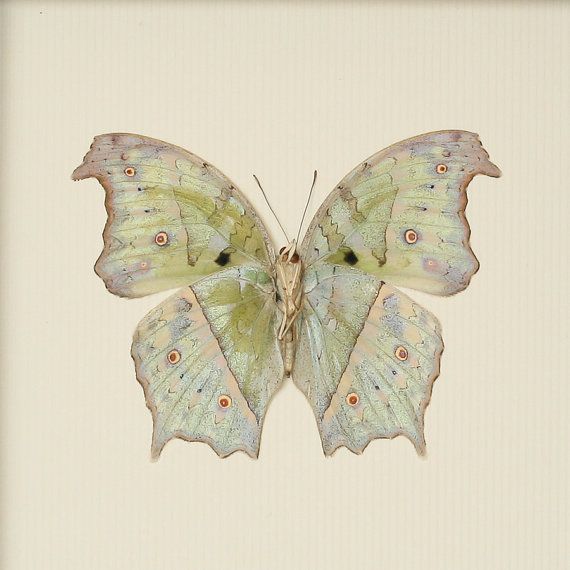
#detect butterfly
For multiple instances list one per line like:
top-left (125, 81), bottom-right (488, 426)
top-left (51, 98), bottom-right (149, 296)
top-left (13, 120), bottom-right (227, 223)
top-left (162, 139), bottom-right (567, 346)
top-left (72, 131), bottom-right (501, 459)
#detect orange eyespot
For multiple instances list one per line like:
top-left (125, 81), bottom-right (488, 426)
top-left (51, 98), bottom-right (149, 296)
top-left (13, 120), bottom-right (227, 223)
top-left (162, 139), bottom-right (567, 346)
top-left (167, 349), bottom-right (181, 364)
top-left (395, 346), bottom-right (408, 361)
top-left (124, 167), bottom-right (136, 176)
top-left (436, 164), bottom-right (447, 174)
top-left (404, 229), bottom-right (418, 244)
top-left (154, 232), bottom-right (169, 246)
top-left (346, 392), bottom-right (359, 406)
top-left (290, 252), bottom-right (300, 263)
top-left (218, 395), bottom-right (232, 409)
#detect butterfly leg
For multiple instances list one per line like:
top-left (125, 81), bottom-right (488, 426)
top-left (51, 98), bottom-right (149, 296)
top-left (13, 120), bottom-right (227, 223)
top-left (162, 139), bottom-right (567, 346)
top-left (278, 308), bottom-right (288, 340)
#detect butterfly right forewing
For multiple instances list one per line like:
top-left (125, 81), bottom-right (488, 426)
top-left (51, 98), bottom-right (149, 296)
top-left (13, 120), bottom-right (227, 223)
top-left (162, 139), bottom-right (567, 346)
top-left (302, 130), bottom-right (501, 295)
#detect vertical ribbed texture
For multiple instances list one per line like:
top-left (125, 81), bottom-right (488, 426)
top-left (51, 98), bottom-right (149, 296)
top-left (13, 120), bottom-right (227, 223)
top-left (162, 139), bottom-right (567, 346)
top-left (2, 1), bottom-right (569, 569)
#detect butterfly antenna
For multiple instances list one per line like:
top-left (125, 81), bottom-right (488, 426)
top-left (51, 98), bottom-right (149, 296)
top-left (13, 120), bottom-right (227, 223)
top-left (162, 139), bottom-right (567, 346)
top-left (253, 174), bottom-right (290, 243)
top-left (296, 170), bottom-right (318, 244)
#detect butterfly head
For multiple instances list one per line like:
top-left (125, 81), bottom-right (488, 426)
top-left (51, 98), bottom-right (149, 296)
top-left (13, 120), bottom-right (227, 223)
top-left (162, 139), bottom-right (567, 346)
top-left (278, 241), bottom-right (300, 264)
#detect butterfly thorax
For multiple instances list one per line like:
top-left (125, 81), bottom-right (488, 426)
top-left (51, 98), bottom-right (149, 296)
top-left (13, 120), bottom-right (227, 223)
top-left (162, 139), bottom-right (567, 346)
top-left (275, 241), bottom-right (304, 376)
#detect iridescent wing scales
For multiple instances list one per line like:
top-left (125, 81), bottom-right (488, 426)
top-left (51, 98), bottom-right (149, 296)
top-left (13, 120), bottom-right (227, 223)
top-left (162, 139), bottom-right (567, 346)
top-left (295, 131), bottom-right (500, 454)
top-left (75, 130), bottom-right (500, 457)
top-left (132, 267), bottom-right (283, 459)
top-left (319, 283), bottom-right (442, 455)
top-left (73, 135), bottom-right (283, 458)
top-left (303, 130), bottom-right (501, 295)
top-left (294, 265), bottom-right (381, 417)
top-left (72, 133), bottom-right (273, 298)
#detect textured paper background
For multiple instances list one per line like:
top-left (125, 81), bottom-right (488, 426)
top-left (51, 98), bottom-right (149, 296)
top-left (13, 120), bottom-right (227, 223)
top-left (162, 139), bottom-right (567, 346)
top-left (2, 1), bottom-right (569, 569)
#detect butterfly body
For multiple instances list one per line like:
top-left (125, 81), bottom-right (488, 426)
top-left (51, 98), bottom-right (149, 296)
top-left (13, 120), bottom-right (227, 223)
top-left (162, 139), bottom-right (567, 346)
top-left (73, 130), bottom-right (500, 458)
top-left (274, 241), bottom-right (304, 375)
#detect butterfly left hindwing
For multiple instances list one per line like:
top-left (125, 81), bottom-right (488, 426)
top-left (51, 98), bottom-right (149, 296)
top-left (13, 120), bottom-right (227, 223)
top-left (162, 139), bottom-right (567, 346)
top-left (132, 267), bottom-right (282, 459)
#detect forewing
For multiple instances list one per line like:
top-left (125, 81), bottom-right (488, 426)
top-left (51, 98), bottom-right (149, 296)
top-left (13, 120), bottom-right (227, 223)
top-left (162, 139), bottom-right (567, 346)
top-left (132, 267), bottom-right (283, 458)
top-left (301, 130), bottom-right (501, 295)
top-left (72, 134), bottom-right (273, 297)
top-left (294, 271), bottom-right (442, 455)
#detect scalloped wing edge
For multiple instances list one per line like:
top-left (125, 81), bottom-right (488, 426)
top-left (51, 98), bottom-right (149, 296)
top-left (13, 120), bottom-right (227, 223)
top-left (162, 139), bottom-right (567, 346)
top-left (322, 334), bottom-right (443, 458)
top-left (320, 283), bottom-right (445, 457)
top-left (71, 133), bottom-right (276, 298)
top-left (131, 286), bottom-right (263, 461)
top-left (132, 341), bottom-right (261, 461)
top-left (300, 130), bottom-right (502, 281)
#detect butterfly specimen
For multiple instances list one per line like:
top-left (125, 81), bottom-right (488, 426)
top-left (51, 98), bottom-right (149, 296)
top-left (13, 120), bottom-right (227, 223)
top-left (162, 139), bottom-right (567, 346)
top-left (72, 131), bottom-right (501, 459)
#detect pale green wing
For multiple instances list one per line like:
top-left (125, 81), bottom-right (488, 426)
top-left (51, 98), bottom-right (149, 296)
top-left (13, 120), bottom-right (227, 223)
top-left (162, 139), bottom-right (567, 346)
top-left (132, 266), bottom-right (283, 459)
top-left (301, 130), bottom-right (501, 295)
top-left (294, 131), bottom-right (499, 454)
top-left (293, 270), bottom-right (442, 455)
top-left (322, 283), bottom-right (442, 455)
top-left (74, 134), bottom-right (283, 458)
top-left (293, 264), bottom-right (382, 420)
top-left (72, 133), bottom-right (273, 297)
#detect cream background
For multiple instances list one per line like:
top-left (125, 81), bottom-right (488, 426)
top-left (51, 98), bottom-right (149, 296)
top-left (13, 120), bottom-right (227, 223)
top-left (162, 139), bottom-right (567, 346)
top-left (2, 1), bottom-right (569, 569)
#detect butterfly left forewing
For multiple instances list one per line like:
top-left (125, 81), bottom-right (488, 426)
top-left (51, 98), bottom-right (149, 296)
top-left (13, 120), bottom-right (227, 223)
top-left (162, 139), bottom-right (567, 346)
top-left (72, 133), bottom-right (273, 297)
top-left (132, 266), bottom-right (283, 459)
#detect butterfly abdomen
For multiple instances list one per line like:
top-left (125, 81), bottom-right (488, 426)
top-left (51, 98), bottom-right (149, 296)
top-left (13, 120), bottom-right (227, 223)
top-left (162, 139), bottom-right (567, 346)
top-left (282, 328), bottom-right (296, 378)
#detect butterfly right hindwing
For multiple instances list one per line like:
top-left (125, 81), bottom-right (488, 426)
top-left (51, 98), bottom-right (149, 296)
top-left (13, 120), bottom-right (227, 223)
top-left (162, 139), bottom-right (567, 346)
top-left (318, 283), bottom-right (442, 455)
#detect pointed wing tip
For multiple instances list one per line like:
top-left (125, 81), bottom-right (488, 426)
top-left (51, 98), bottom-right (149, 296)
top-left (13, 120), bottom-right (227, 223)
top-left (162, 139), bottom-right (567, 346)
top-left (71, 163), bottom-right (89, 181)
top-left (71, 133), bottom-right (118, 181)
top-left (491, 164), bottom-right (502, 178)
top-left (150, 433), bottom-right (166, 461)
top-left (414, 439), bottom-right (428, 457)
top-left (474, 132), bottom-right (501, 178)
top-left (484, 161), bottom-right (502, 178)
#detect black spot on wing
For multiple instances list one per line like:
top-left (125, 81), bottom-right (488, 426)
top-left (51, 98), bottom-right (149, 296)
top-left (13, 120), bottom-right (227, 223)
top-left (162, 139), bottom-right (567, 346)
top-left (343, 249), bottom-right (359, 265)
top-left (214, 251), bottom-right (231, 266)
